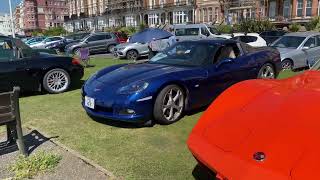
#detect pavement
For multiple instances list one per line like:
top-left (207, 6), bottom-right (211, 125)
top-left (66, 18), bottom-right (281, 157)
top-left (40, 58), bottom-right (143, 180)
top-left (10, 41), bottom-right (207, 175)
top-left (0, 129), bottom-right (109, 180)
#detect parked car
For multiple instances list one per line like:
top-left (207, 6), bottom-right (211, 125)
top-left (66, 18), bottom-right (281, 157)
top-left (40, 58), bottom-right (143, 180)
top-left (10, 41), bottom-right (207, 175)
top-left (65, 32), bottom-right (119, 54)
top-left (113, 42), bottom-right (149, 60)
top-left (260, 30), bottom-right (287, 45)
top-left (46, 32), bottom-right (91, 53)
top-left (114, 32), bottom-right (128, 43)
top-left (0, 36), bottom-right (84, 94)
top-left (188, 59), bottom-right (320, 180)
top-left (30, 36), bottom-right (64, 49)
top-left (82, 39), bottom-right (281, 125)
top-left (271, 32), bottom-right (320, 70)
top-left (25, 36), bottom-right (46, 46)
top-left (174, 24), bottom-right (230, 41)
top-left (228, 33), bottom-right (267, 47)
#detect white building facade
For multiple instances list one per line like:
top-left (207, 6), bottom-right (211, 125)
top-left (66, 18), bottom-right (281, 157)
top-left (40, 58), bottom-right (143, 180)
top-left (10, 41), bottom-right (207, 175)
top-left (0, 14), bottom-right (13, 36)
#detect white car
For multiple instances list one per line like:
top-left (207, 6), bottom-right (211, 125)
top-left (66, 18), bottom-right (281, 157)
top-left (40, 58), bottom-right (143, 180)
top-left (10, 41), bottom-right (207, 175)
top-left (225, 33), bottom-right (267, 47)
top-left (30, 36), bottom-right (64, 49)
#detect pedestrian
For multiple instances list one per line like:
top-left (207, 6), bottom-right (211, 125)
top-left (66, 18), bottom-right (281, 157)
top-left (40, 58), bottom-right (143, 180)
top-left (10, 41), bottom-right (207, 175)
top-left (167, 28), bottom-right (177, 47)
top-left (148, 38), bottom-right (159, 59)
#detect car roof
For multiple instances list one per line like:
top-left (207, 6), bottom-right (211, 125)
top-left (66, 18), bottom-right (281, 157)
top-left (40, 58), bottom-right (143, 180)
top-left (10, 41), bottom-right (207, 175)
top-left (284, 31), bottom-right (320, 37)
top-left (232, 33), bottom-right (260, 36)
top-left (180, 39), bottom-right (238, 45)
top-left (173, 24), bottom-right (207, 28)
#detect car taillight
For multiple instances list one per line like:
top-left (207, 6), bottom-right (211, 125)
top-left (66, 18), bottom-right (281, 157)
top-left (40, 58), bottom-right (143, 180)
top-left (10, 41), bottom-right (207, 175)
top-left (116, 38), bottom-right (120, 43)
top-left (72, 58), bottom-right (81, 65)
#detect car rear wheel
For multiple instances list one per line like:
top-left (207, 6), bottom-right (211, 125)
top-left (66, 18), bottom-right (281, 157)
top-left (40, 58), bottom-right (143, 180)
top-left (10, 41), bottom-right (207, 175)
top-left (257, 63), bottom-right (275, 79)
top-left (107, 44), bottom-right (115, 53)
top-left (281, 59), bottom-right (293, 70)
top-left (126, 50), bottom-right (138, 60)
top-left (154, 85), bottom-right (185, 125)
top-left (73, 48), bottom-right (80, 56)
top-left (43, 68), bottom-right (71, 94)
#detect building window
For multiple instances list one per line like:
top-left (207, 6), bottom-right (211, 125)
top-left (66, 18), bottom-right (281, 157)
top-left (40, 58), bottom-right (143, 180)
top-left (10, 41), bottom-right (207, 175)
top-left (215, 7), bottom-right (219, 22)
top-left (283, 0), bottom-right (291, 18)
top-left (208, 8), bottom-right (213, 22)
top-left (125, 16), bottom-right (136, 26)
top-left (203, 8), bottom-right (207, 22)
top-left (173, 11), bottom-right (188, 24)
top-left (148, 14), bottom-right (159, 25)
top-left (306, 0), bottom-right (312, 16)
top-left (297, 0), bottom-right (303, 17)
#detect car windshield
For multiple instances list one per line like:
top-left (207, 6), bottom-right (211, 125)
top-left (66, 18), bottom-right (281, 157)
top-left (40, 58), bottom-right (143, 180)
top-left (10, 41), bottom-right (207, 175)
top-left (149, 42), bottom-right (216, 67)
top-left (209, 27), bottom-right (218, 34)
top-left (272, 36), bottom-right (306, 48)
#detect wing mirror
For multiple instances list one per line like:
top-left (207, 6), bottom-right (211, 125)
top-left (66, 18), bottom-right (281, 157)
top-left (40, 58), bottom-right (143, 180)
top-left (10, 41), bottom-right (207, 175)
top-left (216, 58), bottom-right (234, 68)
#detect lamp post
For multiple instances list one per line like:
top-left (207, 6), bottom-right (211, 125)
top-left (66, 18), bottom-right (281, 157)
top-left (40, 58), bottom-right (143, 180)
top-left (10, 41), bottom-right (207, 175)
top-left (9, 0), bottom-right (15, 38)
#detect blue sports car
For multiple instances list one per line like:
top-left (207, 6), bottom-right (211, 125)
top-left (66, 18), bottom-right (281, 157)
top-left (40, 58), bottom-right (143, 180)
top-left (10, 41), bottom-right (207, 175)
top-left (82, 40), bottom-right (281, 125)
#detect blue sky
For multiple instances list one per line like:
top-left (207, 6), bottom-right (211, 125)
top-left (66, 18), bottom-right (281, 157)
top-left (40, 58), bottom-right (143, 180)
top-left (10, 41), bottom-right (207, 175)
top-left (0, 0), bottom-right (21, 14)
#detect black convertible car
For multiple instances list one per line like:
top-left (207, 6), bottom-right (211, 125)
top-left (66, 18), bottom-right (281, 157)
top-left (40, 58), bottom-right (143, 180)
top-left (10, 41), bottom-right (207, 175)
top-left (0, 36), bottom-right (84, 93)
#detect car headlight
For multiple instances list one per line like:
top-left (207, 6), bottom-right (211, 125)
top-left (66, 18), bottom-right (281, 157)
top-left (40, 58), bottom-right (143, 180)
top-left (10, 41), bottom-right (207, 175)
top-left (117, 81), bottom-right (149, 94)
top-left (117, 47), bottom-right (125, 51)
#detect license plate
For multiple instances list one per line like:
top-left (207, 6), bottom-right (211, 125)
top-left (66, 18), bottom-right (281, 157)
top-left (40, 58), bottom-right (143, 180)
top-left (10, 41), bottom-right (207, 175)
top-left (84, 96), bottom-right (95, 109)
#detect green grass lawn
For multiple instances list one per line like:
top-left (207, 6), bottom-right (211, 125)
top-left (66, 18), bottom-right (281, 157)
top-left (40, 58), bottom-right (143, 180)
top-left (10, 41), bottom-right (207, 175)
top-left (18, 58), bottom-right (300, 179)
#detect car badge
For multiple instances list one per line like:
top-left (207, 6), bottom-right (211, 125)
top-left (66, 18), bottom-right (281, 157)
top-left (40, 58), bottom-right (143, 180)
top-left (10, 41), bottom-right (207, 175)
top-left (94, 88), bottom-right (101, 92)
top-left (253, 152), bottom-right (266, 162)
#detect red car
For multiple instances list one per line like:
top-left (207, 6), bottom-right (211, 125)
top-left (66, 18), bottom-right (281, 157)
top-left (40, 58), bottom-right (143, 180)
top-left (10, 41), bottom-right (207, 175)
top-left (114, 32), bottom-right (128, 43)
top-left (188, 60), bottom-right (320, 180)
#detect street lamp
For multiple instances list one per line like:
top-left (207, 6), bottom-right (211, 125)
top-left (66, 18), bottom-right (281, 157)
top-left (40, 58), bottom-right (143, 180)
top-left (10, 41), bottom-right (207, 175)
top-left (9, 0), bottom-right (15, 38)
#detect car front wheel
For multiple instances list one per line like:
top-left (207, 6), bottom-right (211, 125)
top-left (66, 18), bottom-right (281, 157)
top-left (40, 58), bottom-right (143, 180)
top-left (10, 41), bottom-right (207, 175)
top-left (153, 85), bottom-right (185, 125)
top-left (126, 50), bottom-right (138, 60)
top-left (257, 63), bottom-right (275, 79)
top-left (43, 68), bottom-right (71, 94)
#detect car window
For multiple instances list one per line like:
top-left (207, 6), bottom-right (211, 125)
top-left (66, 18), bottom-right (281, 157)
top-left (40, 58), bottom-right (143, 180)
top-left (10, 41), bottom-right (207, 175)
top-left (304, 37), bottom-right (316, 48)
top-left (150, 42), bottom-right (216, 66)
top-left (260, 32), bottom-right (268, 36)
top-left (213, 43), bottom-right (241, 64)
top-left (272, 36), bottom-right (306, 48)
top-left (0, 39), bottom-right (14, 62)
top-left (87, 34), bottom-right (106, 42)
top-left (106, 34), bottom-right (112, 39)
top-left (175, 28), bottom-right (199, 36)
top-left (201, 27), bottom-right (210, 36)
top-left (238, 36), bottom-right (257, 43)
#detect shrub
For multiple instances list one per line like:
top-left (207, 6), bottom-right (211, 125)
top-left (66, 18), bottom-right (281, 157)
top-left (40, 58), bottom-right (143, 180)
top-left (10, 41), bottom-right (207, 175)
top-left (305, 16), bottom-right (320, 31)
top-left (43, 27), bottom-right (67, 36)
top-left (139, 23), bottom-right (148, 32)
top-left (216, 24), bottom-right (233, 34)
top-left (289, 23), bottom-right (301, 32)
top-left (234, 19), bottom-right (275, 33)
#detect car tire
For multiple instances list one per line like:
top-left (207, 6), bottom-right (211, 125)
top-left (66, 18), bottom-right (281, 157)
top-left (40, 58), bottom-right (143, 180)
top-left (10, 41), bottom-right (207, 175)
top-left (126, 50), bottom-right (139, 61)
top-left (107, 44), bottom-right (115, 53)
top-left (281, 59), bottom-right (293, 70)
top-left (73, 48), bottom-right (80, 56)
top-left (257, 63), bottom-right (276, 79)
top-left (153, 85), bottom-right (185, 125)
top-left (43, 68), bottom-right (71, 94)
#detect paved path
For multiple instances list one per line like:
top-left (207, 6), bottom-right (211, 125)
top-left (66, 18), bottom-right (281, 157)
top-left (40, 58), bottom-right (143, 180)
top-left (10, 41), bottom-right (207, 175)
top-left (0, 129), bottom-right (109, 180)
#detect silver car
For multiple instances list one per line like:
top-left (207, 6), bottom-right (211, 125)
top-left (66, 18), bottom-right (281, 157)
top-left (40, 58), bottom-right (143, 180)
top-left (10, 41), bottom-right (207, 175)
top-left (114, 42), bottom-right (149, 60)
top-left (271, 32), bottom-right (320, 70)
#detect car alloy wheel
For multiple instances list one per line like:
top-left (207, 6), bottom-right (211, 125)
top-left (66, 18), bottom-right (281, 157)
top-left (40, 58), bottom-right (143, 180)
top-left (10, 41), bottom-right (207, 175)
top-left (258, 63), bottom-right (275, 79)
top-left (281, 60), bottom-right (293, 70)
top-left (108, 45), bottom-right (115, 53)
top-left (162, 87), bottom-right (184, 122)
top-left (126, 50), bottom-right (138, 60)
top-left (43, 69), bottom-right (70, 93)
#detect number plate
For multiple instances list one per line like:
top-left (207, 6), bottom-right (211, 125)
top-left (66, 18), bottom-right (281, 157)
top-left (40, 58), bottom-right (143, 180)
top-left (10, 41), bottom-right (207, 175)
top-left (84, 96), bottom-right (95, 109)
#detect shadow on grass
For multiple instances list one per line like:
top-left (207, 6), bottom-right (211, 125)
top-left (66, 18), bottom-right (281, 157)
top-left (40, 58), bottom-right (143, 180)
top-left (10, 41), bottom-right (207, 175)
top-left (192, 164), bottom-right (217, 180)
top-left (0, 130), bottom-right (58, 156)
top-left (89, 114), bottom-right (153, 129)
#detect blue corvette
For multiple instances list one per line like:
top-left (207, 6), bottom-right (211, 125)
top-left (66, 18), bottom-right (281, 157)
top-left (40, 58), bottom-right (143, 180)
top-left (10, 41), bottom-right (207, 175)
top-left (82, 40), bottom-right (281, 125)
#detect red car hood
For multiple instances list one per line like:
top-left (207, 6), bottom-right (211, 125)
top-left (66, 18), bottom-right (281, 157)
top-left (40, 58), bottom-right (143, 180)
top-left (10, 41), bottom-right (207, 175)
top-left (188, 71), bottom-right (320, 180)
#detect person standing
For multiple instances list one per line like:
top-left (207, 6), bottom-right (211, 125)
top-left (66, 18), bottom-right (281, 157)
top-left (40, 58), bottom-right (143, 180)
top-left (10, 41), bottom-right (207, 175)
top-left (167, 28), bottom-right (177, 47)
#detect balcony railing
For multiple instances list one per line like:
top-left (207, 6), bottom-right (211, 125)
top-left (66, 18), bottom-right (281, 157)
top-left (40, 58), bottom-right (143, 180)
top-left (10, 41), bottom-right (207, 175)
top-left (145, 0), bottom-right (194, 10)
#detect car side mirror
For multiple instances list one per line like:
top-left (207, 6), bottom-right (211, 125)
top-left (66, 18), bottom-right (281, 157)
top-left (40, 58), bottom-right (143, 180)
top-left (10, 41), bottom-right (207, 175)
top-left (302, 46), bottom-right (310, 50)
top-left (216, 58), bottom-right (234, 68)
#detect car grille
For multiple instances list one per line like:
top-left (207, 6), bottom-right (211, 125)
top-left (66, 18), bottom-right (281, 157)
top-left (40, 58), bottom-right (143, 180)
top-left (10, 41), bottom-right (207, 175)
top-left (93, 105), bottom-right (113, 113)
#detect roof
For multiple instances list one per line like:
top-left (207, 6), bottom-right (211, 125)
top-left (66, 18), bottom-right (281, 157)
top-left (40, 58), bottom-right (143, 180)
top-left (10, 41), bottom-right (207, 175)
top-left (181, 39), bottom-right (238, 45)
top-left (284, 31), bottom-right (320, 37)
